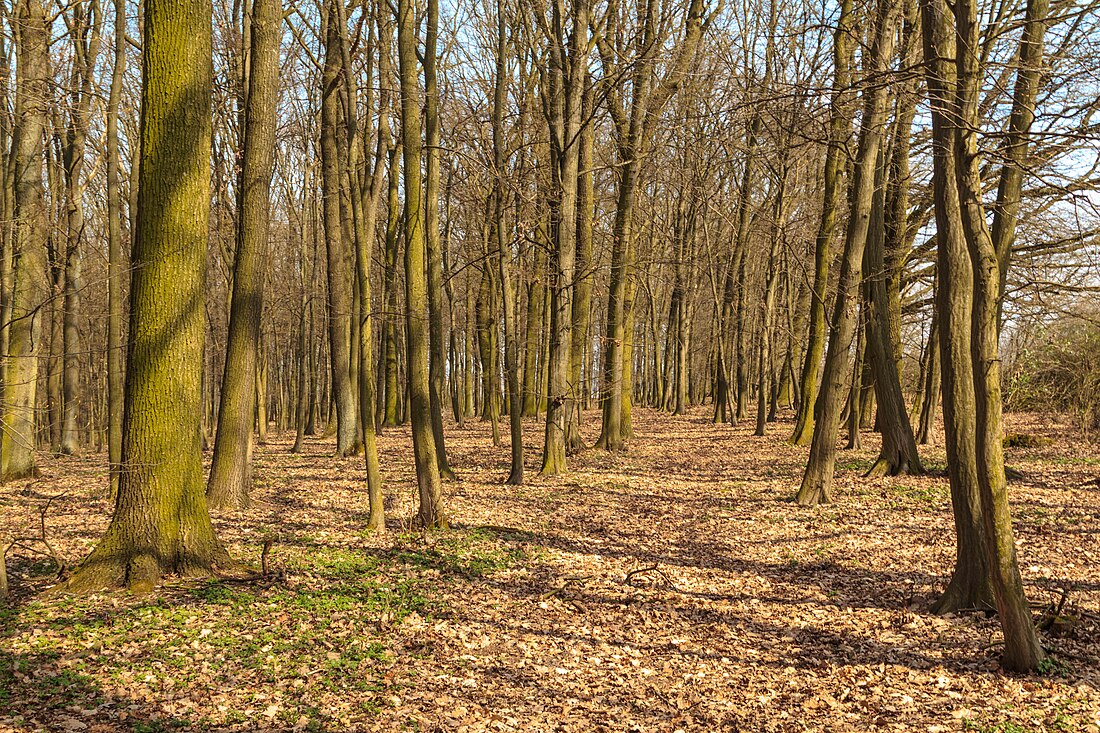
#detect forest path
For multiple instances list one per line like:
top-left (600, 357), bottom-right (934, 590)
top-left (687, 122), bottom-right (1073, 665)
top-left (1, 408), bottom-right (1098, 731)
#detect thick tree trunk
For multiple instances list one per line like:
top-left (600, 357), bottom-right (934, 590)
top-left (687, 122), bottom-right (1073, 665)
top-left (920, 0), bottom-right (998, 620)
top-left (67, 0), bottom-right (230, 590)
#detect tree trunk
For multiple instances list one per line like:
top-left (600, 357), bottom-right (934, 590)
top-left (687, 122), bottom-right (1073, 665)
top-left (207, 0), bottom-right (280, 509)
top-left (791, 0), bottom-right (854, 446)
top-left (319, 3), bottom-right (360, 457)
top-left (423, 0), bottom-right (454, 479)
top-left (397, 0), bottom-right (446, 527)
top-left (106, 0), bottom-right (127, 495)
top-left (67, 0), bottom-right (230, 590)
top-left (796, 0), bottom-right (898, 506)
top-left (1, 0), bottom-right (51, 481)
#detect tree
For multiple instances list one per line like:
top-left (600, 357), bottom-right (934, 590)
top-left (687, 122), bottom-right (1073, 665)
top-left (495, 0), bottom-right (524, 484)
top-left (789, 0), bottom-right (854, 446)
top-left (397, 0), bottom-right (447, 527)
top-left (207, 0), bottom-right (282, 509)
top-left (796, 0), bottom-right (898, 507)
top-left (105, 0), bottom-right (127, 495)
top-left (921, 0), bottom-right (1045, 670)
top-left (67, 0), bottom-right (230, 589)
top-left (319, 0), bottom-right (362, 458)
top-left (539, 0), bottom-right (589, 475)
top-left (1, 0), bottom-right (51, 482)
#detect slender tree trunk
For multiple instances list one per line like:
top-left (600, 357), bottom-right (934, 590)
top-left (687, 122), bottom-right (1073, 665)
top-left (207, 0), bottom-right (280, 509)
top-left (423, 0), bottom-right (453, 479)
top-left (494, 1), bottom-right (523, 483)
top-left (864, 146), bottom-right (923, 477)
top-left (791, 0), bottom-right (854, 446)
top-left (397, 0), bottom-right (446, 527)
top-left (319, 3), bottom-right (359, 457)
top-left (106, 0), bottom-right (127, 495)
top-left (796, 0), bottom-right (898, 506)
top-left (60, 1), bottom-right (100, 457)
top-left (1, 0), bottom-right (51, 481)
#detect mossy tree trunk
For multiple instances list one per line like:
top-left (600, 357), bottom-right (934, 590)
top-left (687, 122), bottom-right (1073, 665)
top-left (920, 0), bottom-right (996, 619)
top-left (790, 0), bottom-right (854, 446)
top-left (207, 0), bottom-right (280, 510)
top-left (953, 0), bottom-right (1046, 671)
top-left (66, 0), bottom-right (230, 590)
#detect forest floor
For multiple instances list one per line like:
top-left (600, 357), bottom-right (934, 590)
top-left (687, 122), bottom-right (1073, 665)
top-left (1, 408), bottom-right (1099, 733)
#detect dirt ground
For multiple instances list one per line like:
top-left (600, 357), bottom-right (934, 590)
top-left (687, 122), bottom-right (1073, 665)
top-left (1, 407), bottom-right (1098, 732)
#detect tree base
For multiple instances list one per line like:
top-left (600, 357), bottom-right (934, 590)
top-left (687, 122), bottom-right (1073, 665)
top-left (865, 454), bottom-right (924, 478)
top-left (60, 541), bottom-right (233, 594)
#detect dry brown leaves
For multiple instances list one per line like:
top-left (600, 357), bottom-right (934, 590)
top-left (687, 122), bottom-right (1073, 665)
top-left (1, 408), bottom-right (1098, 732)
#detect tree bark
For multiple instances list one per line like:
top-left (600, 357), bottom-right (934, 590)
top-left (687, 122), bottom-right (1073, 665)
top-left (67, 0), bottom-right (230, 590)
top-left (207, 0), bottom-right (280, 509)
top-left (397, 0), bottom-right (446, 527)
top-left (1, 0), bottom-right (51, 482)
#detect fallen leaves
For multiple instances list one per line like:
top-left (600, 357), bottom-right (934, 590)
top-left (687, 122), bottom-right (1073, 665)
top-left (0, 408), bottom-right (1098, 731)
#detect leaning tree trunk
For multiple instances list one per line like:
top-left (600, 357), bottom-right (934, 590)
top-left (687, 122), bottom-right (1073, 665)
top-left (796, 0), bottom-right (898, 507)
top-left (791, 0), bottom-right (855, 446)
top-left (207, 0), bottom-right (280, 510)
top-left (66, 0), bottom-right (230, 590)
top-left (1, 0), bottom-right (51, 482)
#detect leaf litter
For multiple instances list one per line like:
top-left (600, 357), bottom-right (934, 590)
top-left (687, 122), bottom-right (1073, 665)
top-left (0, 408), bottom-right (1098, 732)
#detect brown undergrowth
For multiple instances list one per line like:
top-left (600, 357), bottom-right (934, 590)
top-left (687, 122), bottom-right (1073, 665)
top-left (1, 408), bottom-right (1098, 732)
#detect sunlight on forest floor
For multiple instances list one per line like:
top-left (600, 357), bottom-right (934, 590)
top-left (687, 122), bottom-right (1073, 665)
top-left (2, 408), bottom-right (1099, 732)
